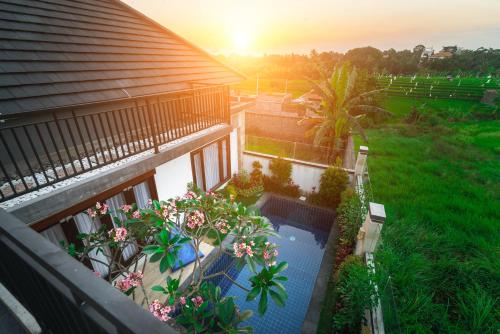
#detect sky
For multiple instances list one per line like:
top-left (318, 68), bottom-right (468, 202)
top-left (123, 0), bottom-right (500, 55)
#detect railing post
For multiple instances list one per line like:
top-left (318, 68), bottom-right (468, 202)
top-left (354, 145), bottom-right (369, 180)
top-left (145, 99), bottom-right (159, 154)
top-left (355, 202), bottom-right (386, 255)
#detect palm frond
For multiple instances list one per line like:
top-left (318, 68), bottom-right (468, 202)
top-left (347, 114), bottom-right (368, 142)
top-left (350, 104), bottom-right (393, 116)
top-left (346, 88), bottom-right (386, 107)
top-left (306, 78), bottom-right (335, 111)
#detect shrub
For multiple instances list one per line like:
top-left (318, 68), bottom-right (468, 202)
top-left (310, 158), bottom-right (349, 208)
top-left (333, 255), bottom-right (377, 333)
top-left (250, 161), bottom-right (264, 185)
top-left (337, 189), bottom-right (365, 248)
top-left (229, 162), bottom-right (265, 199)
top-left (268, 157), bottom-right (292, 185)
top-left (263, 157), bottom-right (300, 198)
top-left (230, 170), bottom-right (264, 198)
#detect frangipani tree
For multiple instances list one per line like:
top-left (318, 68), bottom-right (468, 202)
top-left (66, 186), bottom-right (288, 333)
top-left (300, 62), bottom-right (390, 161)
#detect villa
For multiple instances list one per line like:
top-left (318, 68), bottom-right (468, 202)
top-left (0, 0), bottom-right (250, 332)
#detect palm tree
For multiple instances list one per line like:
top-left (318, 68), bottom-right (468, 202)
top-left (299, 62), bottom-right (390, 161)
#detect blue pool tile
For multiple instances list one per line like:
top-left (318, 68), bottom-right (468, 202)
top-left (205, 197), bottom-right (335, 334)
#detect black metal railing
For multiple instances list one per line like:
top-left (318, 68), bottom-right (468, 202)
top-left (0, 208), bottom-right (178, 334)
top-left (0, 85), bottom-right (230, 202)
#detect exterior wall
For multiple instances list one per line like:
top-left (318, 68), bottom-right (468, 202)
top-left (242, 152), bottom-right (328, 193)
top-left (230, 129), bottom-right (239, 175)
top-left (154, 153), bottom-right (193, 200)
top-left (231, 109), bottom-right (246, 173)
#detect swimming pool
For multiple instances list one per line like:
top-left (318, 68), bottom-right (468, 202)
top-left (205, 195), bottom-right (336, 333)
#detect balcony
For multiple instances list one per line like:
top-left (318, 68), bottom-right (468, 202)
top-left (0, 86), bottom-right (230, 204)
top-left (0, 208), bottom-right (178, 333)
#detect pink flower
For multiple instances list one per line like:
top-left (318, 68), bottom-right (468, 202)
top-left (132, 210), bottom-right (141, 219)
top-left (99, 203), bottom-right (109, 215)
top-left (186, 210), bottom-right (204, 229)
top-left (215, 219), bottom-right (229, 234)
top-left (183, 191), bottom-right (198, 199)
top-left (87, 208), bottom-right (96, 218)
top-left (149, 300), bottom-right (172, 322)
top-left (109, 227), bottom-right (128, 242)
top-left (95, 202), bottom-right (102, 209)
top-left (179, 296), bottom-right (186, 305)
top-left (160, 200), bottom-right (177, 220)
top-left (262, 242), bottom-right (279, 266)
top-left (191, 296), bottom-right (203, 308)
top-left (233, 241), bottom-right (253, 257)
top-left (115, 278), bottom-right (132, 292)
top-left (115, 271), bottom-right (143, 292)
top-left (93, 271), bottom-right (101, 278)
top-left (121, 204), bottom-right (132, 213)
top-left (147, 199), bottom-right (153, 206)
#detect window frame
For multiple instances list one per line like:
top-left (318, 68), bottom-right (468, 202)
top-left (190, 135), bottom-right (231, 192)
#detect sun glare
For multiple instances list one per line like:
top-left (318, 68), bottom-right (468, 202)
top-left (232, 29), bottom-right (252, 52)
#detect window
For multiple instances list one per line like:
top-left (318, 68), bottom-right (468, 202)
top-left (191, 136), bottom-right (230, 191)
top-left (38, 173), bottom-right (158, 277)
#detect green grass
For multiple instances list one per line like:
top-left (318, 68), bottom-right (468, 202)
top-left (377, 76), bottom-right (499, 101)
top-left (233, 78), bottom-right (311, 97)
top-left (355, 97), bottom-right (500, 333)
top-left (246, 135), bottom-right (332, 164)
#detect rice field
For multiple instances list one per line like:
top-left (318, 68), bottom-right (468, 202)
top-left (356, 96), bottom-right (499, 333)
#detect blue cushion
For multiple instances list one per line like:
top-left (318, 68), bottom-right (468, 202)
top-left (171, 230), bottom-right (203, 271)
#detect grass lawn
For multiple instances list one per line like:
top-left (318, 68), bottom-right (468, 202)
top-left (245, 135), bottom-right (332, 164)
top-left (233, 78), bottom-right (311, 97)
top-left (355, 97), bottom-right (499, 333)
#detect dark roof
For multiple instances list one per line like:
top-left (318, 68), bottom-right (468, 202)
top-left (0, 0), bottom-right (245, 115)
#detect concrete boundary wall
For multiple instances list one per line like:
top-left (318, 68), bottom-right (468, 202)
top-left (243, 151), bottom-right (355, 192)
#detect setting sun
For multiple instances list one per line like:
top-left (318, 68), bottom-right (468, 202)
top-left (232, 28), bottom-right (252, 52)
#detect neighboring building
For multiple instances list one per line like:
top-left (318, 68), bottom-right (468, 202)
top-left (429, 46), bottom-right (458, 60)
top-left (419, 46), bottom-right (434, 60)
top-left (0, 0), bottom-right (248, 277)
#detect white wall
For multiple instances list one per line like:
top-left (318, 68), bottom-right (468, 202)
top-left (230, 129), bottom-right (239, 175)
top-left (154, 153), bottom-right (193, 200)
top-left (242, 153), bottom-right (327, 193)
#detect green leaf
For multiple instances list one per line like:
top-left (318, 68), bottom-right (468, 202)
top-left (142, 245), bottom-right (159, 254)
top-left (246, 286), bottom-right (261, 302)
top-left (269, 289), bottom-right (285, 307)
top-left (271, 281), bottom-right (288, 300)
top-left (159, 256), bottom-right (169, 273)
top-left (149, 252), bottom-right (163, 263)
top-left (274, 261), bottom-right (288, 274)
top-left (239, 310), bottom-right (253, 322)
top-left (159, 229), bottom-right (169, 244)
top-left (258, 290), bottom-right (268, 315)
top-left (151, 285), bottom-right (165, 292)
top-left (112, 216), bottom-right (122, 227)
top-left (245, 255), bottom-right (257, 274)
top-left (166, 252), bottom-right (175, 268)
top-left (238, 326), bottom-right (253, 333)
top-left (274, 275), bottom-right (288, 281)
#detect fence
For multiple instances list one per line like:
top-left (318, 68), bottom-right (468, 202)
top-left (245, 135), bottom-right (347, 165)
top-left (0, 86), bottom-right (229, 202)
top-left (0, 208), bottom-right (177, 334)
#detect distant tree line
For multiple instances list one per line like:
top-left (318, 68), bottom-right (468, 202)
top-left (218, 47), bottom-right (500, 78)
